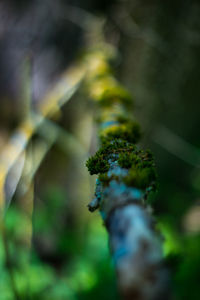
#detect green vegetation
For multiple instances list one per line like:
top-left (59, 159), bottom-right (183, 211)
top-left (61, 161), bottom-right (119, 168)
top-left (0, 200), bottom-right (118, 300)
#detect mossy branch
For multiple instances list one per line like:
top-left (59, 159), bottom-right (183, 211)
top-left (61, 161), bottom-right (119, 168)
top-left (84, 31), bottom-right (168, 299)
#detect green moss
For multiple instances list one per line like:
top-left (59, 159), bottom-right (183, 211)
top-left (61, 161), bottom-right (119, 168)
top-left (118, 148), bottom-right (154, 168)
top-left (98, 139), bottom-right (131, 154)
top-left (100, 121), bottom-right (141, 144)
top-left (123, 167), bottom-right (157, 190)
top-left (86, 154), bottom-right (109, 175)
top-left (98, 85), bottom-right (132, 107)
top-left (117, 148), bottom-right (157, 190)
top-left (87, 75), bottom-right (133, 108)
top-left (100, 139), bottom-right (125, 149)
top-left (118, 152), bottom-right (139, 168)
top-left (116, 115), bottom-right (130, 124)
top-left (86, 139), bottom-right (138, 175)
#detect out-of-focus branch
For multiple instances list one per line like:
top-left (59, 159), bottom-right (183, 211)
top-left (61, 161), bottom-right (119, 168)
top-left (0, 59), bottom-right (86, 298)
top-left (0, 62), bottom-right (86, 212)
top-left (112, 5), bottom-right (168, 55)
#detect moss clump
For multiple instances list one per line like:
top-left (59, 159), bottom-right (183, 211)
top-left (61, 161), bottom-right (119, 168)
top-left (88, 76), bottom-right (132, 107)
top-left (118, 152), bottom-right (139, 168)
top-left (96, 106), bottom-right (127, 125)
top-left (118, 148), bottom-right (157, 191)
top-left (98, 85), bottom-right (132, 107)
top-left (123, 167), bottom-right (157, 190)
top-left (86, 139), bottom-right (137, 175)
top-left (118, 149), bottom-right (154, 169)
top-left (86, 55), bottom-right (111, 79)
top-left (100, 121), bottom-right (141, 144)
top-left (116, 115), bottom-right (130, 124)
top-left (100, 139), bottom-right (136, 155)
top-left (86, 138), bottom-right (157, 193)
top-left (86, 154), bottom-right (109, 175)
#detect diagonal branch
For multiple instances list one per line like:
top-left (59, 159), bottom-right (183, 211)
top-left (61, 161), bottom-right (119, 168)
top-left (0, 62), bottom-right (86, 212)
top-left (85, 39), bottom-right (169, 299)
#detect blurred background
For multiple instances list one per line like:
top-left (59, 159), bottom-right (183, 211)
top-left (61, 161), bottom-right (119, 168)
top-left (0, 0), bottom-right (200, 299)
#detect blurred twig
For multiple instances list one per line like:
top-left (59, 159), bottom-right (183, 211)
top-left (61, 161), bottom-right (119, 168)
top-left (0, 62), bottom-right (86, 212)
top-left (0, 56), bottom-right (87, 300)
top-left (112, 5), bottom-right (168, 55)
top-left (153, 125), bottom-right (200, 167)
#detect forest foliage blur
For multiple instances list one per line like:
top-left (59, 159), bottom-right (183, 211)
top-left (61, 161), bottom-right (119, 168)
top-left (0, 0), bottom-right (200, 299)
